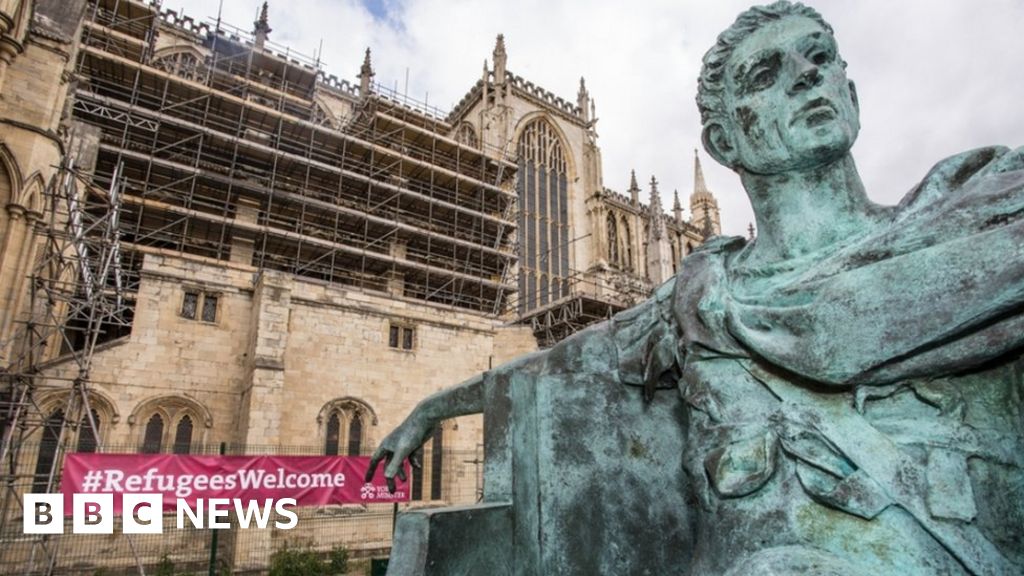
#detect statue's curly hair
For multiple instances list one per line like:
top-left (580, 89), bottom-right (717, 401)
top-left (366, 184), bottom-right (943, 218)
top-left (697, 1), bottom-right (836, 128)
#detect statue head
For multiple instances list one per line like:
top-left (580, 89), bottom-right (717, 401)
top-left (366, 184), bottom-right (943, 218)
top-left (697, 1), bottom-right (860, 175)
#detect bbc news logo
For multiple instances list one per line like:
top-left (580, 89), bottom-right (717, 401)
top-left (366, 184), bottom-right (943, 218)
top-left (24, 494), bottom-right (298, 534)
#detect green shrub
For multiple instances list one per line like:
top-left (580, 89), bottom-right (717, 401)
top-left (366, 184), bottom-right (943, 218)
top-left (153, 554), bottom-right (176, 576)
top-left (269, 543), bottom-right (349, 576)
top-left (327, 546), bottom-right (349, 574)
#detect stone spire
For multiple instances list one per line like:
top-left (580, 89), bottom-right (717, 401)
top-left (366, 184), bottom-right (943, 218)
top-left (481, 59), bottom-right (489, 104)
top-left (692, 148), bottom-right (711, 201)
top-left (253, 1), bottom-right (271, 50)
top-left (648, 176), bottom-right (664, 241)
top-left (493, 34), bottom-right (507, 85)
top-left (358, 47), bottom-right (374, 97)
top-left (577, 77), bottom-right (590, 122)
top-left (628, 169), bottom-right (640, 206)
top-left (646, 175), bottom-right (672, 285)
top-left (673, 189), bottom-right (682, 225)
top-left (690, 149), bottom-right (721, 237)
top-left (748, 222), bottom-right (756, 239)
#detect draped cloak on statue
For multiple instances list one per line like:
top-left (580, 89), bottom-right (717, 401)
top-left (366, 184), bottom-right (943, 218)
top-left (607, 146), bottom-right (1024, 575)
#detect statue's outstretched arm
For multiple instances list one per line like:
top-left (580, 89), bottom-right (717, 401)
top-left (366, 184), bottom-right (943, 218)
top-left (366, 352), bottom-right (543, 491)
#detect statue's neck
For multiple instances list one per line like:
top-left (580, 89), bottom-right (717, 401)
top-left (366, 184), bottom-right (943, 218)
top-left (741, 155), bottom-right (880, 263)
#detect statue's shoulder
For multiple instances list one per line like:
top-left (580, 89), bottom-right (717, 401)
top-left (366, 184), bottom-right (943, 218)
top-left (691, 234), bottom-right (748, 257)
top-left (677, 235), bottom-right (748, 287)
top-left (898, 145), bottom-right (1024, 211)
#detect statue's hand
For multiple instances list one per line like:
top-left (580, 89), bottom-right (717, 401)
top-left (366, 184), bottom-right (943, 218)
top-left (365, 410), bottom-right (432, 493)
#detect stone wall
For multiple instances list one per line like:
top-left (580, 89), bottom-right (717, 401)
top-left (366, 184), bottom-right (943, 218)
top-left (42, 250), bottom-right (537, 463)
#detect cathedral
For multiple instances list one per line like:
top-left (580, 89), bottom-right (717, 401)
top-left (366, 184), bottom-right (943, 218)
top-left (0, 0), bottom-right (720, 571)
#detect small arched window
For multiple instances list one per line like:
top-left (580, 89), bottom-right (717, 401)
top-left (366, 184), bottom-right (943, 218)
top-left (607, 214), bottom-right (619, 266)
top-left (142, 414), bottom-right (163, 454)
top-left (76, 410), bottom-right (101, 453)
top-left (33, 410), bottom-right (64, 493)
top-left (456, 123), bottom-right (478, 148)
top-left (412, 425), bottom-right (447, 501)
top-left (430, 427), bottom-right (444, 500)
top-left (622, 220), bottom-right (633, 271)
top-left (347, 413), bottom-right (363, 456)
top-left (325, 413), bottom-right (340, 455)
top-left (173, 415), bottom-right (194, 454)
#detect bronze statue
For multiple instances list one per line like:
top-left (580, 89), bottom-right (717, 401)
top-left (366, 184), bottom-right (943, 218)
top-left (373, 2), bottom-right (1024, 573)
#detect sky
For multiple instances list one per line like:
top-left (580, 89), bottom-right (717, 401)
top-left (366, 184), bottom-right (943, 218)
top-left (167, 0), bottom-right (1024, 236)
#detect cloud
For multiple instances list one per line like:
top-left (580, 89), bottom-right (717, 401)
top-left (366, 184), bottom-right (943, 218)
top-left (167, 0), bottom-right (1024, 236)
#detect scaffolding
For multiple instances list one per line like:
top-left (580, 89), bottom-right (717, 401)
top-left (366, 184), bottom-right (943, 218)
top-left (0, 1), bottom-right (522, 573)
top-left (72, 0), bottom-right (518, 320)
top-left (0, 156), bottom-right (142, 574)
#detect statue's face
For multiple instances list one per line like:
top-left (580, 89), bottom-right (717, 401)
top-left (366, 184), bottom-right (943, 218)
top-left (721, 16), bottom-right (860, 174)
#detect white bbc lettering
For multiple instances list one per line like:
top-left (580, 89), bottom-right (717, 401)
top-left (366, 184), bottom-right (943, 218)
top-left (24, 494), bottom-right (299, 533)
top-left (274, 499), bottom-right (298, 529)
top-left (23, 494), bottom-right (63, 534)
top-left (73, 493), bottom-right (114, 534)
top-left (122, 493), bottom-right (163, 534)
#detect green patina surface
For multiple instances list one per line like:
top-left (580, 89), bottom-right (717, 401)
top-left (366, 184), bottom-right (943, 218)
top-left (375, 2), bottom-right (1024, 574)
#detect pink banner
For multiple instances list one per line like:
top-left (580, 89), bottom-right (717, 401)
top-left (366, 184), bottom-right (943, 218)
top-left (62, 453), bottom-right (410, 513)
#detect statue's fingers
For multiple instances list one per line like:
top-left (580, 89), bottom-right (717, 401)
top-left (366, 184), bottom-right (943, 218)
top-left (396, 464), bottom-right (407, 483)
top-left (365, 449), bottom-right (387, 482)
top-left (382, 450), bottom-right (397, 491)
top-left (410, 451), bottom-right (422, 470)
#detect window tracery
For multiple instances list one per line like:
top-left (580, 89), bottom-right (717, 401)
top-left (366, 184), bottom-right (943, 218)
top-left (130, 396), bottom-right (210, 454)
top-left (319, 398), bottom-right (377, 456)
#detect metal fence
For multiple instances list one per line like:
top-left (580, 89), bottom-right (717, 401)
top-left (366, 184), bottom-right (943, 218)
top-left (0, 442), bottom-right (484, 575)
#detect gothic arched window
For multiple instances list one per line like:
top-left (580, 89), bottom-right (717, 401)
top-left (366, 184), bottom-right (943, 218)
top-left (76, 410), bottom-right (101, 454)
top-left (319, 398), bottom-right (376, 456)
top-left (325, 413), bottom-right (340, 455)
top-left (430, 426), bottom-right (444, 500)
top-left (411, 424), bottom-right (448, 501)
top-left (173, 415), bottom-right (194, 454)
top-left (347, 413), bottom-right (364, 456)
top-left (607, 214), bottom-right (619, 266)
top-left (456, 123), bottom-right (478, 148)
top-left (151, 49), bottom-right (207, 82)
top-left (142, 414), bottom-right (163, 454)
top-left (131, 396), bottom-right (210, 454)
top-left (516, 118), bottom-right (570, 314)
top-left (622, 219), bottom-right (633, 271)
top-left (33, 410), bottom-right (63, 492)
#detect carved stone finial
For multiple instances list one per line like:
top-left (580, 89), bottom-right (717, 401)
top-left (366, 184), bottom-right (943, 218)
top-left (493, 34), bottom-right (507, 83)
top-left (748, 222), bottom-right (756, 239)
top-left (359, 47), bottom-right (375, 96)
top-left (673, 189), bottom-right (683, 224)
top-left (253, 1), bottom-right (272, 50)
top-left (649, 176), bottom-right (664, 240)
top-left (577, 77), bottom-right (590, 122)
top-left (628, 169), bottom-right (640, 205)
